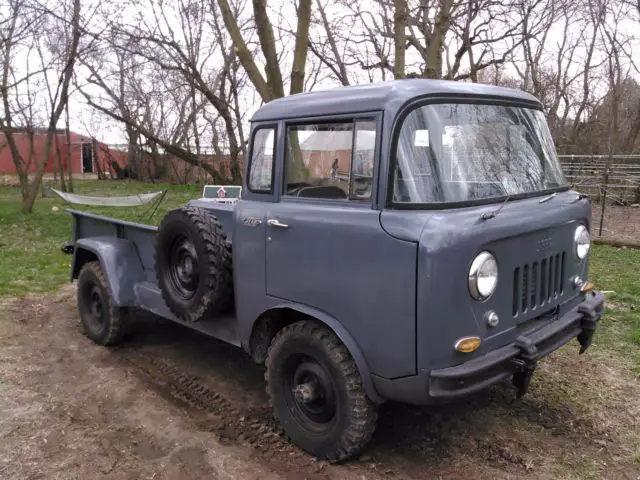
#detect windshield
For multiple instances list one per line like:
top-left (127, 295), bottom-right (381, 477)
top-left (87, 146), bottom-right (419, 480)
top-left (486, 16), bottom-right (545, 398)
top-left (392, 103), bottom-right (567, 205)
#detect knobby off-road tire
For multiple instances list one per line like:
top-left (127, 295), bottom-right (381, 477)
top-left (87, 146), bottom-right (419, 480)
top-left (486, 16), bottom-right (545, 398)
top-left (155, 207), bottom-right (233, 322)
top-left (77, 261), bottom-right (127, 346)
top-left (265, 320), bottom-right (378, 462)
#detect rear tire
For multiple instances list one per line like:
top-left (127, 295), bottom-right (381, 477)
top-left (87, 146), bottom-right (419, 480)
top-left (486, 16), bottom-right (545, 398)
top-left (155, 207), bottom-right (233, 322)
top-left (265, 320), bottom-right (378, 462)
top-left (77, 261), bottom-right (127, 346)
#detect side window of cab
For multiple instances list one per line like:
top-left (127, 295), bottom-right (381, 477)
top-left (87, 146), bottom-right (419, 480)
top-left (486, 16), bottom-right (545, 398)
top-left (283, 118), bottom-right (376, 201)
top-left (248, 126), bottom-right (276, 193)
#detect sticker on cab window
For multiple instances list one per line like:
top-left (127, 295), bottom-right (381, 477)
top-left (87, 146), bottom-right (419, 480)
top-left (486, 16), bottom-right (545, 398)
top-left (414, 130), bottom-right (430, 147)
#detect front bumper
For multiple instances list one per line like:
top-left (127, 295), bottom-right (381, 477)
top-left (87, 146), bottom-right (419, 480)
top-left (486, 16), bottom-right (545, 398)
top-left (427, 290), bottom-right (605, 400)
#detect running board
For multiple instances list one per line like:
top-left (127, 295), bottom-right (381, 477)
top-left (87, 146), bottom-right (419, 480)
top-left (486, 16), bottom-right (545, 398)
top-left (134, 281), bottom-right (240, 347)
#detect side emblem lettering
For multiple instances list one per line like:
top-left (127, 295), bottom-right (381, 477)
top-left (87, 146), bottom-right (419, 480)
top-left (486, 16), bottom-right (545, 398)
top-left (240, 216), bottom-right (262, 227)
top-left (536, 235), bottom-right (553, 253)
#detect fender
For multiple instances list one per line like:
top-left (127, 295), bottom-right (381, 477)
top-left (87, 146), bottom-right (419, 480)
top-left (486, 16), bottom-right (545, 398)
top-left (265, 302), bottom-right (385, 404)
top-left (72, 237), bottom-right (146, 307)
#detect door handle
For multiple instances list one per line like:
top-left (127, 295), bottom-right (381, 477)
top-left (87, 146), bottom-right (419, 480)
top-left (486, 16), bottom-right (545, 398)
top-left (267, 219), bottom-right (289, 229)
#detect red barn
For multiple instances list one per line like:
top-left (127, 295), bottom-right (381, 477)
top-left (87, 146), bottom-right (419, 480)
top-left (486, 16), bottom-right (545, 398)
top-left (0, 128), bottom-right (122, 176)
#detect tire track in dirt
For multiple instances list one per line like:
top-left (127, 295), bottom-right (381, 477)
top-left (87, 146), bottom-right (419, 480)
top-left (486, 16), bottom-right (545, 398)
top-left (91, 311), bottom-right (587, 479)
top-left (58, 289), bottom-right (578, 477)
top-left (14, 289), bottom-right (635, 479)
top-left (117, 350), bottom-right (374, 479)
top-left (113, 339), bottom-right (526, 479)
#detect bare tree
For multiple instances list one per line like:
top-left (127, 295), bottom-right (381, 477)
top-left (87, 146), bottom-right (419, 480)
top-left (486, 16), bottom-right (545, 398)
top-left (217, 0), bottom-right (313, 102)
top-left (0, 0), bottom-right (39, 198)
top-left (0, 0), bottom-right (81, 212)
top-left (307, 0), bottom-right (354, 86)
top-left (327, 0), bottom-right (524, 82)
top-left (78, 0), bottom-right (248, 183)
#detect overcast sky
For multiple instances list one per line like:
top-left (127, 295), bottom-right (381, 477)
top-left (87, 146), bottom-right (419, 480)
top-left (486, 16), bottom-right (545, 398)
top-left (5, 0), bottom-right (639, 146)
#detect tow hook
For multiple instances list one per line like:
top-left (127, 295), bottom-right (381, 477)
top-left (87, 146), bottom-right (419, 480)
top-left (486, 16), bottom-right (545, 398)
top-left (61, 241), bottom-right (74, 255)
top-left (577, 304), bottom-right (598, 354)
top-left (512, 336), bottom-right (538, 398)
top-left (512, 358), bottom-right (537, 398)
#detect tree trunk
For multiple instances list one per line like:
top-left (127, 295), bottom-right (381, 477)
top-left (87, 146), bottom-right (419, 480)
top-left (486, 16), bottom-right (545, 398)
top-left (287, 130), bottom-right (309, 182)
top-left (290, 0), bottom-right (312, 94)
top-left (424, 0), bottom-right (455, 79)
top-left (22, 0), bottom-right (81, 213)
top-left (65, 105), bottom-right (73, 191)
top-left (217, 0), bottom-right (274, 102)
top-left (0, 4), bottom-right (29, 198)
top-left (252, 0), bottom-right (285, 98)
top-left (229, 151), bottom-right (243, 184)
top-left (126, 128), bottom-right (140, 179)
top-left (55, 132), bottom-right (67, 192)
top-left (393, 0), bottom-right (406, 79)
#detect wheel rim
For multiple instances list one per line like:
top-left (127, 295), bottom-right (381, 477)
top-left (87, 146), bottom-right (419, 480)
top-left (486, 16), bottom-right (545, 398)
top-left (82, 282), bottom-right (106, 332)
top-left (168, 236), bottom-right (199, 299)
top-left (283, 354), bottom-right (338, 433)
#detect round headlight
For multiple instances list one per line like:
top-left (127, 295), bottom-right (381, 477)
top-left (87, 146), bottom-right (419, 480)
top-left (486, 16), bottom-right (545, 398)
top-left (574, 225), bottom-right (591, 260)
top-left (469, 252), bottom-right (498, 300)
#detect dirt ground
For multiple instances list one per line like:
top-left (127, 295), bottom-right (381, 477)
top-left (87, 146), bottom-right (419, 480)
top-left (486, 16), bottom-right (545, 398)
top-left (1, 286), bottom-right (638, 480)
top-left (591, 204), bottom-right (640, 244)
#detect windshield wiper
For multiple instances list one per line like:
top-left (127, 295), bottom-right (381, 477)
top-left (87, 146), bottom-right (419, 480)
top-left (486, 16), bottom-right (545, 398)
top-left (539, 192), bottom-right (557, 203)
top-left (480, 195), bottom-right (511, 221)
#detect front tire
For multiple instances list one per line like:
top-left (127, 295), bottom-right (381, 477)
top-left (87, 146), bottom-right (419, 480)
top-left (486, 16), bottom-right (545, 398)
top-left (265, 320), bottom-right (378, 462)
top-left (77, 261), bottom-right (127, 346)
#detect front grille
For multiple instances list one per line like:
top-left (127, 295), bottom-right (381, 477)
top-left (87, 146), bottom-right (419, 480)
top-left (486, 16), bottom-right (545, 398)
top-left (512, 252), bottom-right (566, 316)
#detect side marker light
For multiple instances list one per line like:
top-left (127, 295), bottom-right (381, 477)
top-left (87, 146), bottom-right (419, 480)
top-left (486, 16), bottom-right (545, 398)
top-left (454, 336), bottom-right (482, 353)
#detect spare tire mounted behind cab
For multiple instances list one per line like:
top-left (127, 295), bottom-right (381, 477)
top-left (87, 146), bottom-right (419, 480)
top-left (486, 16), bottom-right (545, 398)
top-left (155, 206), bottom-right (233, 322)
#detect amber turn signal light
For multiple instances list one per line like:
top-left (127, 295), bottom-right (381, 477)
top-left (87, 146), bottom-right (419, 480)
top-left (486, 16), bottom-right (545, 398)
top-left (454, 336), bottom-right (482, 353)
top-left (580, 281), bottom-right (595, 293)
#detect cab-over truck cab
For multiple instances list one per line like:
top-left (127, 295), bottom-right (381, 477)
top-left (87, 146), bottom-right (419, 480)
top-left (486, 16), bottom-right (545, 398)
top-left (69, 79), bottom-right (604, 462)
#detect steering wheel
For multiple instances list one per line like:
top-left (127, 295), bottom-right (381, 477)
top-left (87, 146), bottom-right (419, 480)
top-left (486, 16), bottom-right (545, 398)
top-left (285, 182), bottom-right (313, 196)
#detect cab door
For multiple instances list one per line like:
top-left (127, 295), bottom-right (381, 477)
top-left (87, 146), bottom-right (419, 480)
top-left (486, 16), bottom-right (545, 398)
top-left (233, 124), bottom-right (279, 339)
top-left (264, 115), bottom-right (418, 379)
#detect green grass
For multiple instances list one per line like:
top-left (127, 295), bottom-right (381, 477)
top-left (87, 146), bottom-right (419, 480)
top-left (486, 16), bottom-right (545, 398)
top-left (0, 179), bottom-right (638, 372)
top-left (0, 180), bottom-right (200, 296)
top-left (589, 244), bottom-right (640, 374)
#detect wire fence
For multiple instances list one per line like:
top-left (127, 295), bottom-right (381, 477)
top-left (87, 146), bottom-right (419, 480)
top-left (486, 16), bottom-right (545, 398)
top-left (559, 155), bottom-right (640, 244)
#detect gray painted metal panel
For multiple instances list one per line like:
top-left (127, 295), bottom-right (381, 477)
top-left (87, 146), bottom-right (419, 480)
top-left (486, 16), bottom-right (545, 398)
top-left (125, 228), bottom-right (157, 283)
top-left (66, 81), bottom-right (603, 406)
top-left (201, 198), bottom-right (386, 401)
top-left (68, 208), bottom-right (158, 233)
top-left (263, 200), bottom-right (417, 379)
top-left (406, 191), bottom-right (591, 371)
top-left (70, 209), bottom-right (158, 284)
top-left (252, 79), bottom-right (541, 122)
top-left (71, 213), bottom-right (242, 348)
top-left (232, 199), bottom-right (270, 344)
top-left (135, 281), bottom-right (240, 347)
top-left (73, 237), bottom-right (146, 306)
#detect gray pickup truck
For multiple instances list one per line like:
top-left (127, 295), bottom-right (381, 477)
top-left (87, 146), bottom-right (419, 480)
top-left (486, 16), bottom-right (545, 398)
top-left (66, 79), bottom-right (605, 462)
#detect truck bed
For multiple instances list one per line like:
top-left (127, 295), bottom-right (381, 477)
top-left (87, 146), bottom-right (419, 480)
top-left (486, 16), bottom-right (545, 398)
top-left (68, 209), bottom-right (240, 347)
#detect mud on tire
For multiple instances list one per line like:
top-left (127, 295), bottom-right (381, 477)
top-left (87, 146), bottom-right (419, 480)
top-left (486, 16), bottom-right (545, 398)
top-left (77, 261), bottom-right (127, 346)
top-left (265, 320), bottom-right (378, 462)
top-left (155, 207), bottom-right (233, 322)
